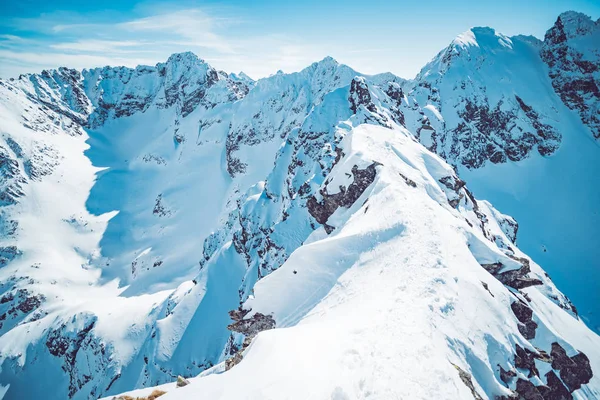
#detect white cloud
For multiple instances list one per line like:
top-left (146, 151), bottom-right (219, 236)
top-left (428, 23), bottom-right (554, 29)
top-left (50, 40), bottom-right (148, 53)
top-left (117, 9), bottom-right (237, 53)
top-left (0, 7), bottom-right (399, 79)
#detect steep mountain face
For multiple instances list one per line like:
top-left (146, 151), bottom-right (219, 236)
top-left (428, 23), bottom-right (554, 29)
top-left (112, 124), bottom-right (599, 400)
top-left (541, 11), bottom-right (600, 140)
top-left (0, 52), bottom-right (410, 399)
top-left (402, 11), bottom-right (600, 335)
top-left (405, 28), bottom-right (562, 169)
top-left (0, 12), bottom-right (598, 400)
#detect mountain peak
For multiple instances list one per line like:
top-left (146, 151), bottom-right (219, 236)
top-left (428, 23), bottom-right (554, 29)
top-left (555, 11), bottom-right (599, 39)
top-left (317, 55), bottom-right (339, 65)
top-left (230, 71), bottom-right (254, 82)
top-left (296, 55), bottom-right (356, 86)
top-left (164, 51), bottom-right (207, 66)
top-left (304, 56), bottom-right (340, 72)
top-left (451, 26), bottom-right (513, 51)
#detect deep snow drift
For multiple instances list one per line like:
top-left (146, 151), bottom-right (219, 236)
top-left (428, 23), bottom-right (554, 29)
top-left (0, 10), bottom-right (598, 400)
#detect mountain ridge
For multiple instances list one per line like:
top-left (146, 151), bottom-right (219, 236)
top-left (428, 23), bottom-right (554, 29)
top-left (0, 10), bottom-right (598, 400)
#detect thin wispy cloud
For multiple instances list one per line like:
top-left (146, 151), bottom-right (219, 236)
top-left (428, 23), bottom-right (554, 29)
top-left (50, 40), bottom-right (147, 53)
top-left (0, 6), bottom-right (336, 79)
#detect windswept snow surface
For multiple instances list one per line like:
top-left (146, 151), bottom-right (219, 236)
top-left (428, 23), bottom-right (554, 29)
top-left (119, 125), bottom-right (600, 400)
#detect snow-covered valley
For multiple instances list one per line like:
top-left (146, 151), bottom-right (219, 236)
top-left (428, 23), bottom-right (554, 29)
top-left (0, 10), bottom-right (598, 400)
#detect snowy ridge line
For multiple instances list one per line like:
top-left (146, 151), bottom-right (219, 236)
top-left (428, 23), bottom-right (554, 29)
top-left (108, 124), bottom-right (599, 400)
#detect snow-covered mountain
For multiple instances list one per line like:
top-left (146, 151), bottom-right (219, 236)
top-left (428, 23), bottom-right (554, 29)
top-left (403, 12), bottom-right (600, 336)
top-left (0, 10), bottom-right (598, 400)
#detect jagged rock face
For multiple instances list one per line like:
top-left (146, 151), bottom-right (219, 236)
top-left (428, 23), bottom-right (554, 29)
top-left (224, 57), bottom-right (358, 177)
top-left (349, 77), bottom-right (376, 114)
top-left (132, 124), bottom-right (598, 400)
top-left (501, 342), bottom-right (593, 399)
top-left (0, 145), bottom-right (25, 206)
top-left (307, 163), bottom-right (379, 233)
top-left (83, 52), bottom-right (243, 126)
top-left (45, 316), bottom-right (114, 399)
top-left (0, 53), bottom-right (412, 399)
top-left (227, 312), bottom-right (275, 338)
top-left (541, 12), bottom-right (600, 139)
top-left (405, 29), bottom-right (564, 170)
top-left (511, 300), bottom-right (538, 340)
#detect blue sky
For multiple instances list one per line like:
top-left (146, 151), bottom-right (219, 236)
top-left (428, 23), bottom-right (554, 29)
top-left (1, 0), bottom-right (599, 79)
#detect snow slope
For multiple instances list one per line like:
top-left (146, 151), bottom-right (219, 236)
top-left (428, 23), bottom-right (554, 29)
top-left (111, 124), bottom-right (599, 400)
top-left (404, 12), bottom-right (600, 332)
top-left (0, 53), bottom-right (410, 399)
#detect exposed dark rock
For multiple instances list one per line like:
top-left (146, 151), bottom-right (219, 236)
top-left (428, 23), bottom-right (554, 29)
top-left (46, 317), bottom-right (109, 398)
top-left (480, 257), bottom-right (542, 290)
top-left (511, 301), bottom-right (538, 340)
top-left (506, 341), bottom-right (592, 399)
top-left (481, 281), bottom-right (494, 297)
top-left (153, 194), bottom-right (171, 217)
top-left (514, 96), bottom-right (561, 156)
top-left (497, 214), bottom-right (519, 244)
top-left (225, 132), bottom-right (248, 177)
top-left (0, 246), bottom-right (21, 267)
top-left (227, 312), bottom-right (275, 338)
top-left (228, 308), bottom-right (251, 322)
top-left (1, 288), bottom-right (46, 329)
top-left (225, 351), bottom-right (244, 371)
top-left (349, 77), bottom-right (377, 114)
top-left (307, 163), bottom-right (379, 229)
top-left (544, 371), bottom-right (573, 400)
top-left (384, 82), bottom-right (406, 126)
top-left (0, 145), bottom-right (26, 206)
top-left (515, 378), bottom-right (546, 400)
top-left (399, 172), bottom-right (416, 188)
top-left (452, 97), bottom-right (560, 169)
top-left (541, 13), bottom-right (600, 139)
top-left (451, 363), bottom-right (483, 400)
top-left (499, 366), bottom-right (516, 386)
top-left (439, 175), bottom-right (466, 192)
top-left (439, 175), bottom-right (466, 207)
top-left (550, 343), bottom-right (593, 392)
top-left (225, 312), bottom-right (274, 371)
top-left (515, 344), bottom-right (541, 378)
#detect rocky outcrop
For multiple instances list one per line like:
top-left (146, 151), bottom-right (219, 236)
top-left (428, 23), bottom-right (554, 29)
top-left (541, 12), bottom-right (600, 139)
top-left (497, 313), bottom-right (593, 399)
top-left (46, 316), bottom-right (113, 398)
top-left (225, 310), bottom-right (275, 370)
top-left (480, 257), bottom-right (543, 290)
top-left (349, 77), bottom-right (377, 114)
top-left (454, 97), bottom-right (560, 168)
top-left (502, 342), bottom-right (593, 400)
top-left (405, 27), bottom-right (567, 171)
top-left (0, 145), bottom-right (26, 206)
top-left (227, 311), bottom-right (276, 338)
top-left (452, 364), bottom-right (484, 400)
top-left (550, 342), bottom-right (593, 392)
top-left (307, 163), bottom-right (379, 233)
top-left (511, 300), bottom-right (538, 340)
top-left (0, 246), bottom-right (21, 268)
